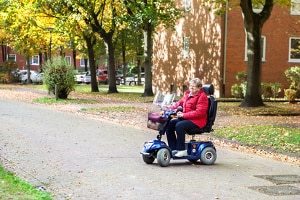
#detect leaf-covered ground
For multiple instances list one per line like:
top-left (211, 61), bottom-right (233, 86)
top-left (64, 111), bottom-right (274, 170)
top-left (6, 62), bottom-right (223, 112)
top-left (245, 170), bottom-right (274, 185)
top-left (0, 84), bottom-right (299, 165)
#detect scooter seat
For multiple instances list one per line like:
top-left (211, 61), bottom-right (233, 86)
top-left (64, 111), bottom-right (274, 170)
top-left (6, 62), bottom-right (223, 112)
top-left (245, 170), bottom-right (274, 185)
top-left (188, 128), bottom-right (204, 135)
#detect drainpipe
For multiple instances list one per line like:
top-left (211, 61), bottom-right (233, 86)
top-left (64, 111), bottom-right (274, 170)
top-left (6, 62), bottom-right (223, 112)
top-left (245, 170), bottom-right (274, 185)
top-left (222, 0), bottom-right (229, 97)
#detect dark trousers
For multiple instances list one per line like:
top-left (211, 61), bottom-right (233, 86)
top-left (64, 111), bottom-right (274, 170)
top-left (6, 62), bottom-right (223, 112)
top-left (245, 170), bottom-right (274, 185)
top-left (166, 118), bottom-right (199, 150)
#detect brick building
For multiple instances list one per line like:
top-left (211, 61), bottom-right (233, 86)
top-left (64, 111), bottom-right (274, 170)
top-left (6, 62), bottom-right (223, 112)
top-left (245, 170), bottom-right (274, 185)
top-left (152, 1), bottom-right (300, 97)
top-left (0, 47), bottom-right (86, 72)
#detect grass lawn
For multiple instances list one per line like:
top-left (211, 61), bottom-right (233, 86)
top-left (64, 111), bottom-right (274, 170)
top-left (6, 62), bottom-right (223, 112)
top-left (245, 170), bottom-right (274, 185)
top-left (0, 165), bottom-right (52, 200)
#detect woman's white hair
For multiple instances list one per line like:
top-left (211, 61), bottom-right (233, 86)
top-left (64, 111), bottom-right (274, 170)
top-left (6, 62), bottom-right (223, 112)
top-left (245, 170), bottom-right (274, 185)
top-left (190, 78), bottom-right (202, 88)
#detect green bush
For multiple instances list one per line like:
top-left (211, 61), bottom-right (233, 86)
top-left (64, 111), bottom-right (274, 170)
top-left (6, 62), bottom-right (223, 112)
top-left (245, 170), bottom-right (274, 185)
top-left (261, 82), bottom-right (282, 100)
top-left (1, 60), bottom-right (19, 83)
top-left (235, 71), bottom-right (247, 82)
top-left (231, 71), bottom-right (283, 99)
top-left (284, 88), bottom-right (297, 103)
top-left (231, 83), bottom-right (243, 98)
top-left (285, 66), bottom-right (300, 98)
top-left (43, 57), bottom-right (76, 99)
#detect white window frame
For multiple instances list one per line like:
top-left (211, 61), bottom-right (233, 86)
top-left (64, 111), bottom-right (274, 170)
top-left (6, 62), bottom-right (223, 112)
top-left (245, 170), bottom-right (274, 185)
top-left (184, 0), bottom-right (191, 12)
top-left (7, 54), bottom-right (16, 61)
top-left (183, 36), bottom-right (190, 58)
top-left (65, 56), bottom-right (71, 66)
top-left (30, 55), bottom-right (39, 65)
top-left (289, 37), bottom-right (300, 62)
top-left (291, 0), bottom-right (300, 15)
top-left (80, 57), bottom-right (89, 67)
top-left (244, 35), bottom-right (266, 62)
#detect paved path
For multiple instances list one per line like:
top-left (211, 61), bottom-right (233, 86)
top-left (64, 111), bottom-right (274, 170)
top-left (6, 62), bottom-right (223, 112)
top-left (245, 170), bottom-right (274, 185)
top-left (0, 98), bottom-right (300, 200)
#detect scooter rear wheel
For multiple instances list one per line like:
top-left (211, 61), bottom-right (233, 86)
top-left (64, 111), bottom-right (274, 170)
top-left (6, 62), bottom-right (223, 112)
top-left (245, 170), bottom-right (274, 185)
top-left (157, 148), bottom-right (171, 167)
top-left (200, 147), bottom-right (217, 165)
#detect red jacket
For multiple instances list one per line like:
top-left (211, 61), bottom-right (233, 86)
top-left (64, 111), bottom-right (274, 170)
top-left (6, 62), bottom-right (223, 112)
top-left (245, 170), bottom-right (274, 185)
top-left (171, 88), bottom-right (208, 128)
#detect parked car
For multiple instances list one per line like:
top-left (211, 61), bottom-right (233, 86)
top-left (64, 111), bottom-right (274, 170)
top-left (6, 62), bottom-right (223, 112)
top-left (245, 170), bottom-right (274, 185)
top-left (75, 71), bottom-right (90, 84)
top-left (122, 73), bottom-right (136, 85)
top-left (32, 72), bottom-right (44, 84)
top-left (82, 71), bottom-right (91, 84)
top-left (134, 72), bottom-right (145, 85)
top-left (97, 69), bottom-right (108, 84)
top-left (121, 72), bottom-right (145, 85)
top-left (18, 70), bottom-right (42, 84)
top-left (97, 69), bottom-right (121, 85)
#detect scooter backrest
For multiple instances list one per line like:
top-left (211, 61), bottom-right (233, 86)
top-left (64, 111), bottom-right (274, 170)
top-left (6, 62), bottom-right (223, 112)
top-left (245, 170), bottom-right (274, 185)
top-left (203, 96), bottom-right (217, 132)
top-left (202, 84), bottom-right (217, 132)
top-left (202, 84), bottom-right (214, 96)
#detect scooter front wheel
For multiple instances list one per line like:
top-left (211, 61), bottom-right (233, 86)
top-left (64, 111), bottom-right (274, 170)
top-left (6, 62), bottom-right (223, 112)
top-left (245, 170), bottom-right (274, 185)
top-left (200, 147), bottom-right (217, 165)
top-left (157, 148), bottom-right (171, 167)
top-left (142, 155), bottom-right (155, 164)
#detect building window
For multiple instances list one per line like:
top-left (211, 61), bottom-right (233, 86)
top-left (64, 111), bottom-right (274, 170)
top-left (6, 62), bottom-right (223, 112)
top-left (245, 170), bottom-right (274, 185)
top-left (291, 0), bottom-right (300, 15)
top-left (80, 58), bottom-right (89, 67)
top-left (65, 56), bottom-right (71, 66)
top-left (289, 37), bottom-right (300, 62)
top-left (183, 36), bottom-right (190, 58)
top-left (30, 55), bottom-right (39, 65)
top-left (245, 36), bottom-right (266, 62)
top-left (184, 0), bottom-right (191, 12)
top-left (7, 54), bottom-right (16, 61)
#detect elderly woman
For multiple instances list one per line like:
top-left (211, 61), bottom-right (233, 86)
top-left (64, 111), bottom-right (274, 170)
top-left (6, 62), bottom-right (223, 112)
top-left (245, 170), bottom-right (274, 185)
top-left (166, 78), bottom-right (209, 157)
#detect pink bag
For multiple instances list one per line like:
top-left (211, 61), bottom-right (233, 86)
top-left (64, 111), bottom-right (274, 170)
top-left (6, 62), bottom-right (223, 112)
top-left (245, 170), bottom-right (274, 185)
top-left (147, 112), bottom-right (167, 130)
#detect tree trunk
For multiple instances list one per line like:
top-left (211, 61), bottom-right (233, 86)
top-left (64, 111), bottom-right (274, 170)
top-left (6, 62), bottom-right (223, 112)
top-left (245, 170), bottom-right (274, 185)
top-left (73, 50), bottom-right (77, 70)
top-left (142, 23), bottom-right (154, 97)
top-left (104, 33), bottom-right (118, 93)
top-left (39, 52), bottom-right (43, 72)
top-left (85, 35), bottom-right (99, 92)
top-left (1, 42), bottom-right (6, 62)
top-left (26, 57), bottom-right (31, 84)
top-left (121, 32), bottom-right (127, 84)
top-left (240, 0), bottom-right (273, 107)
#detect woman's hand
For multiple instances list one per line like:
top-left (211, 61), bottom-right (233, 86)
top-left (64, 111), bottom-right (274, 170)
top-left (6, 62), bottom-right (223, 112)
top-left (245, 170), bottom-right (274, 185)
top-left (177, 112), bottom-right (183, 118)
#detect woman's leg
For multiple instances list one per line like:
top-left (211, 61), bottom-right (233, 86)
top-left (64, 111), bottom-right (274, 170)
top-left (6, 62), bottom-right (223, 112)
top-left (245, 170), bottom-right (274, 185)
top-left (175, 120), bottom-right (199, 150)
top-left (166, 118), bottom-right (180, 150)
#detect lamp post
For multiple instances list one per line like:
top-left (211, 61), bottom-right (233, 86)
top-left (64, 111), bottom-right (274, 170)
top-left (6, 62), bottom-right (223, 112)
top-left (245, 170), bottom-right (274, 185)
top-left (45, 27), bottom-right (54, 61)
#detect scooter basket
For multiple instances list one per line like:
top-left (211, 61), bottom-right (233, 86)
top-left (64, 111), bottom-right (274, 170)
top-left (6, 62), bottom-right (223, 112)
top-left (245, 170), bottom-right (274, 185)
top-left (147, 112), bottom-right (167, 130)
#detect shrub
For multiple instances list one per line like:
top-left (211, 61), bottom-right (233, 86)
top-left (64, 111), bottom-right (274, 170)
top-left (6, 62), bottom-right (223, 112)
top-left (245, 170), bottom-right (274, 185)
top-left (1, 60), bottom-right (19, 83)
top-left (235, 71), bottom-right (247, 82)
top-left (285, 66), bottom-right (300, 98)
top-left (284, 88), bottom-right (297, 103)
top-left (231, 71), bottom-right (247, 98)
top-left (231, 83), bottom-right (244, 98)
top-left (231, 71), bottom-right (283, 99)
top-left (43, 57), bottom-right (76, 99)
top-left (261, 82), bottom-right (282, 100)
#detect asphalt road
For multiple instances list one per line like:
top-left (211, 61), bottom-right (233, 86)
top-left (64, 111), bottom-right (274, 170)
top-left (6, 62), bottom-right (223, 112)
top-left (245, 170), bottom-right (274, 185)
top-left (0, 98), bottom-right (299, 200)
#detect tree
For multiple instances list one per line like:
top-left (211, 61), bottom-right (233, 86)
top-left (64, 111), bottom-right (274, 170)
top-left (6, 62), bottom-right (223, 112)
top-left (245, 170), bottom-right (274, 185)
top-left (124, 0), bottom-right (182, 96)
top-left (239, 0), bottom-right (273, 107)
top-left (2, 0), bottom-right (48, 83)
top-left (36, 0), bottom-right (107, 92)
top-left (208, 0), bottom-right (290, 107)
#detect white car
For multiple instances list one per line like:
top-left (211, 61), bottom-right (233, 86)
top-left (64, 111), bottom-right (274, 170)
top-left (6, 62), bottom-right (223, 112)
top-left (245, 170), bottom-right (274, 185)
top-left (32, 72), bottom-right (44, 84)
top-left (75, 71), bottom-right (91, 84)
top-left (18, 70), bottom-right (42, 84)
top-left (134, 72), bottom-right (145, 85)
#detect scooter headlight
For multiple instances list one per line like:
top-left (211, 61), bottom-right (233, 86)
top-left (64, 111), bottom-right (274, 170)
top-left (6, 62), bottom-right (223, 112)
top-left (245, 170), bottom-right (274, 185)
top-left (143, 142), bottom-right (153, 149)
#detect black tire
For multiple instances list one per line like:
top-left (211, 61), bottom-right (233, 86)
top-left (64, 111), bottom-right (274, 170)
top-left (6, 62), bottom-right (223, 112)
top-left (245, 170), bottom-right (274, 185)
top-left (142, 155), bottom-right (155, 164)
top-left (157, 148), bottom-right (171, 167)
top-left (188, 159), bottom-right (198, 164)
top-left (129, 81), bottom-right (135, 86)
top-left (200, 147), bottom-right (217, 165)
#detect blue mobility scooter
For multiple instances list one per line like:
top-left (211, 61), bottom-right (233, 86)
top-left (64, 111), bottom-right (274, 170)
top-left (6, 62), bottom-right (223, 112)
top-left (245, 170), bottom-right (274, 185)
top-left (140, 84), bottom-right (218, 167)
